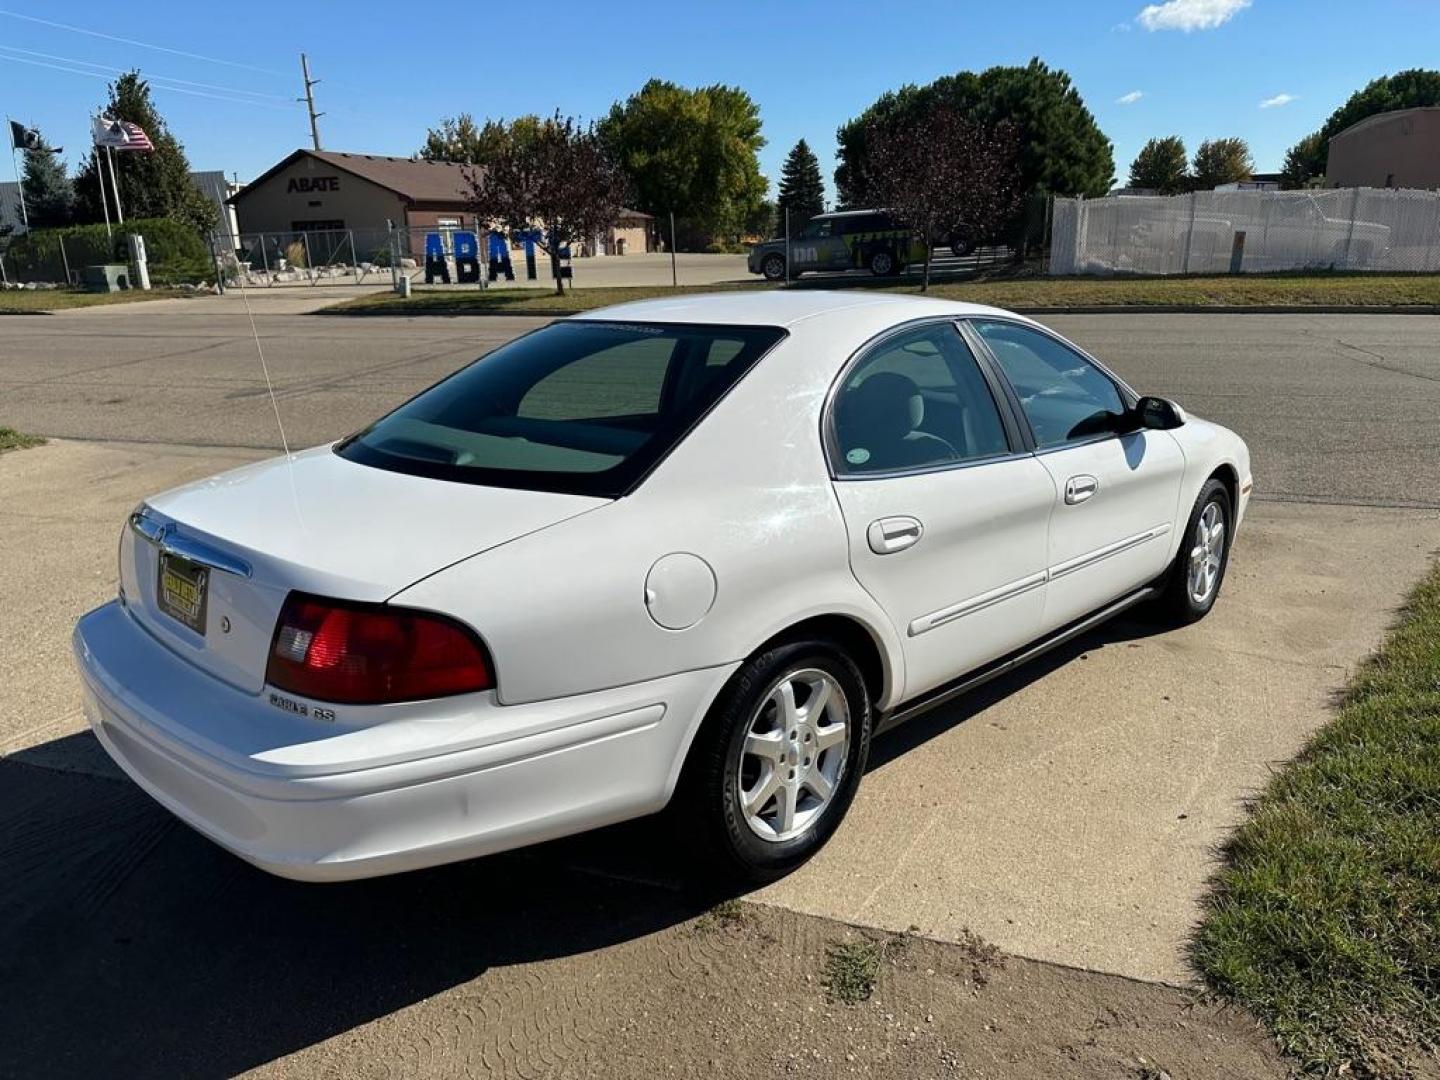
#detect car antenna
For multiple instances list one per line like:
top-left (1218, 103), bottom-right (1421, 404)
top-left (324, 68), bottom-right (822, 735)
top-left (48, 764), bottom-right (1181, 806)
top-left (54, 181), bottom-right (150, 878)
top-left (234, 260), bottom-right (292, 459)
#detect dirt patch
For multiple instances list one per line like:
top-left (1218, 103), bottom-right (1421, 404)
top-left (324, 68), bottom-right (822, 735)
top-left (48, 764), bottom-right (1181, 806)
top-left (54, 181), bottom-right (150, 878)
top-left (257, 903), bottom-right (1288, 1080)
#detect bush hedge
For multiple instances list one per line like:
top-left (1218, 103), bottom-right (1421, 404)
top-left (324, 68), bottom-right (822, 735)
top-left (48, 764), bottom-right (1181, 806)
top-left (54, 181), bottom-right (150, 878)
top-left (0, 218), bottom-right (212, 286)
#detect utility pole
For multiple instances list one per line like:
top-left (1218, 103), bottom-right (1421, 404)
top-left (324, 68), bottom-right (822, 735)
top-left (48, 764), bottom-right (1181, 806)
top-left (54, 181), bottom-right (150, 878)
top-left (299, 53), bottom-right (323, 151)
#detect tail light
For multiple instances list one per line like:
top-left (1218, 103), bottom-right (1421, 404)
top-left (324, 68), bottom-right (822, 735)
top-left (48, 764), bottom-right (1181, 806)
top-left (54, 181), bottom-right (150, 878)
top-left (266, 593), bottom-right (493, 705)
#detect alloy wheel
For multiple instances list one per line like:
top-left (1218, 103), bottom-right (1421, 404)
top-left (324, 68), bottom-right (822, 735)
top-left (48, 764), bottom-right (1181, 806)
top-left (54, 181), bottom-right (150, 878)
top-left (736, 668), bottom-right (850, 842)
top-left (1187, 500), bottom-right (1226, 604)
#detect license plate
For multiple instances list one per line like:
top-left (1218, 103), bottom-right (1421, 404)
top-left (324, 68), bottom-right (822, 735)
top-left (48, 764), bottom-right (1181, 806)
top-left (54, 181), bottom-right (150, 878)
top-left (157, 553), bottom-right (209, 635)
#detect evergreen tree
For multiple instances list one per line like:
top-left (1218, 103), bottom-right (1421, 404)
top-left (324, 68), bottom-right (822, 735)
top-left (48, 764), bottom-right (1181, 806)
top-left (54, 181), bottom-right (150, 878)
top-left (73, 72), bottom-right (217, 234)
top-left (1127, 136), bottom-right (1189, 194)
top-left (20, 130), bottom-right (74, 228)
top-left (775, 138), bottom-right (825, 237)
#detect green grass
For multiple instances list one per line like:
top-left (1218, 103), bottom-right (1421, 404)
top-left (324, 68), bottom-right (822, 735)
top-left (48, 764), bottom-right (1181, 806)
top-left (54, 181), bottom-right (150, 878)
top-left (322, 272), bottom-right (1440, 317)
top-left (692, 898), bottom-right (751, 935)
top-left (821, 935), bottom-right (909, 1004)
top-left (0, 288), bottom-right (197, 314)
top-left (1193, 561), bottom-right (1440, 1077)
top-left (0, 427), bottom-right (45, 453)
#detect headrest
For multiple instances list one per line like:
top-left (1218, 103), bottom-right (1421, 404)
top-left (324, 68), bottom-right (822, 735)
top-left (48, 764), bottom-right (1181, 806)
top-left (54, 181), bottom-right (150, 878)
top-left (839, 372), bottom-right (924, 445)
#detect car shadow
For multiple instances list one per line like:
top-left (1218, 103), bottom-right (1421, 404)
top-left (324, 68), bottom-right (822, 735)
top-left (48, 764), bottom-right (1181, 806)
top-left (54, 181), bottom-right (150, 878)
top-left (0, 611), bottom-right (1160, 1078)
top-left (0, 749), bottom-right (727, 1080)
top-left (868, 609), bottom-right (1169, 771)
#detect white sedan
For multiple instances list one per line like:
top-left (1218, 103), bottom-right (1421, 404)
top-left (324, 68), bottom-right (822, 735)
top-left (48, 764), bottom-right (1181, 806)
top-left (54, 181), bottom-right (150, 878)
top-left (74, 292), bottom-right (1251, 882)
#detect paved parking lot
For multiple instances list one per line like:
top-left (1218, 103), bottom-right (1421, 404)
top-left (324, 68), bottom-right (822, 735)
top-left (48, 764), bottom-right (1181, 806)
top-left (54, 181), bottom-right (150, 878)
top-left (1, 300), bottom-right (1437, 1070)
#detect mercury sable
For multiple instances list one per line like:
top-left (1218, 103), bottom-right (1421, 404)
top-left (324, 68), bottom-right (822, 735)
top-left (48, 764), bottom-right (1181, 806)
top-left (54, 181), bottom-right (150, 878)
top-left (74, 292), bottom-right (1251, 882)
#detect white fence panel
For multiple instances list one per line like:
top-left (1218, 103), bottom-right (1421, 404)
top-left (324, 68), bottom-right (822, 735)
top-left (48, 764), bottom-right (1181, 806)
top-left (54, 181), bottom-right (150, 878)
top-left (1049, 188), bottom-right (1440, 275)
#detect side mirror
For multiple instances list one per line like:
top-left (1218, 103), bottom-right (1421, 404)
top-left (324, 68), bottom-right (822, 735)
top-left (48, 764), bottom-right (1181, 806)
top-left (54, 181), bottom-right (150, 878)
top-left (1133, 395), bottom-right (1186, 430)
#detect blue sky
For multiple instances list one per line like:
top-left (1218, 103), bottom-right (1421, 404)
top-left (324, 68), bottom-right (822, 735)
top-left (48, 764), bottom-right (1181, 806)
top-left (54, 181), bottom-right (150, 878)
top-left (3, 0), bottom-right (1438, 200)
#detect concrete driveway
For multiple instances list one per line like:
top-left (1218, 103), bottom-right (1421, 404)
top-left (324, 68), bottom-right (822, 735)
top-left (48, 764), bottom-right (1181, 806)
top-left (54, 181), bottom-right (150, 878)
top-left (1, 307), bottom-right (1437, 989)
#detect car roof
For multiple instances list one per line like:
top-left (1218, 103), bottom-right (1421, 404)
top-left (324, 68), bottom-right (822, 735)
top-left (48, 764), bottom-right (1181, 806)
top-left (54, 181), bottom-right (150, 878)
top-left (578, 289), bottom-right (1019, 330)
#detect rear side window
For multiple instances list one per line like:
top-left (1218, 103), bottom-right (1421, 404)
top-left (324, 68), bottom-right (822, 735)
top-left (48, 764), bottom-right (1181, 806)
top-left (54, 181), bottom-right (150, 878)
top-left (831, 323), bottom-right (1010, 475)
top-left (338, 321), bottom-right (784, 496)
top-left (971, 320), bottom-right (1127, 448)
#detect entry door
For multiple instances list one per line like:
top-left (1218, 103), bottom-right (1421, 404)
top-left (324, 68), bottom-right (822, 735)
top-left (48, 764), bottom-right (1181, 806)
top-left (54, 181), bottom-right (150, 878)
top-left (968, 319), bottom-right (1186, 630)
top-left (829, 322), bottom-right (1055, 701)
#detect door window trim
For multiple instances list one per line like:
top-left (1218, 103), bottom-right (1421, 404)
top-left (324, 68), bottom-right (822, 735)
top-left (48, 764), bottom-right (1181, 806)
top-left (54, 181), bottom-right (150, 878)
top-left (960, 316), bottom-right (1140, 456)
top-left (822, 316), bottom-right (1032, 482)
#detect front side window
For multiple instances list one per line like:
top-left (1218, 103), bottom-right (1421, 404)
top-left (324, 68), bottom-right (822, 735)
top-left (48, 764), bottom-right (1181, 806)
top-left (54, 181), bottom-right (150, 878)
top-left (971, 320), bottom-right (1126, 449)
top-left (832, 323), bottom-right (1010, 475)
top-left (799, 218), bottom-right (834, 240)
top-left (338, 321), bottom-right (783, 495)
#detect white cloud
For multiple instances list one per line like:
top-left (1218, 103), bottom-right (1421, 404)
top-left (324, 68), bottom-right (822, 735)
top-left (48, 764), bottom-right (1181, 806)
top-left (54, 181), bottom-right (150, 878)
top-left (1117, 90), bottom-right (1144, 105)
top-left (1259, 92), bottom-right (1298, 108)
top-left (1137, 0), bottom-right (1251, 32)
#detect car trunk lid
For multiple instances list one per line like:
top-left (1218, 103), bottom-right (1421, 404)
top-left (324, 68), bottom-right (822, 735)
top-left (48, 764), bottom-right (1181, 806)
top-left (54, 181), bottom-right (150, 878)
top-left (119, 446), bottom-right (606, 694)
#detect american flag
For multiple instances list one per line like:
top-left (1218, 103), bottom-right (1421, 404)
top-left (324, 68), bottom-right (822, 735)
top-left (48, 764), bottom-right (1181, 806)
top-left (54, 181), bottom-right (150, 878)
top-left (92, 116), bottom-right (154, 152)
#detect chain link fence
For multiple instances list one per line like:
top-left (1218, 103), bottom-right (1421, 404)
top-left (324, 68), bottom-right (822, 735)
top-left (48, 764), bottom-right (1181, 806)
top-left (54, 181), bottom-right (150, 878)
top-left (1049, 187), bottom-right (1440, 276)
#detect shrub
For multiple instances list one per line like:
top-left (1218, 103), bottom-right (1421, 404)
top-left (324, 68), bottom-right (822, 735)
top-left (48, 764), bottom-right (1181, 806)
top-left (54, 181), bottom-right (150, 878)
top-left (284, 240), bottom-right (307, 269)
top-left (1, 218), bottom-right (212, 285)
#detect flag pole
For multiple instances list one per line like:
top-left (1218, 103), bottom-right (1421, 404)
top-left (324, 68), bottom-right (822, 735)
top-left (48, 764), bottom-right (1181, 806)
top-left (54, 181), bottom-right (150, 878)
top-left (95, 146), bottom-right (112, 240)
top-left (105, 145), bottom-right (124, 224)
top-left (6, 117), bottom-right (30, 230)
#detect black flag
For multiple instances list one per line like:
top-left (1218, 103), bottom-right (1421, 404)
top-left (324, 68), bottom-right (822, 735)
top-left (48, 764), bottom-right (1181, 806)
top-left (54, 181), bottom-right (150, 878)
top-left (9, 121), bottom-right (58, 153)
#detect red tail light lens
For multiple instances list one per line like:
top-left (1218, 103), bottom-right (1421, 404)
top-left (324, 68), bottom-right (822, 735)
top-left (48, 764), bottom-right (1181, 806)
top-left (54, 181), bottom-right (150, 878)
top-left (266, 593), bottom-right (493, 705)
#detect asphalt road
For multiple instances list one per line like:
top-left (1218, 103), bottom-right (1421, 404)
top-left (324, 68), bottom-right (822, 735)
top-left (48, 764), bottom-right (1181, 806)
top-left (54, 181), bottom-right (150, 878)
top-left (3, 301), bottom-right (1438, 508)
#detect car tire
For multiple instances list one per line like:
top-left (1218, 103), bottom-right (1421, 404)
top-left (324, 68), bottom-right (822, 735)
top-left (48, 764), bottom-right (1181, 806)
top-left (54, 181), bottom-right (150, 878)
top-left (680, 640), bottom-right (872, 883)
top-left (950, 233), bottom-right (976, 258)
top-left (1153, 478), bottom-right (1233, 625)
top-left (761, 253), bottom-right (786, 282)
top-left (868, 249), bottom-right (896, 277)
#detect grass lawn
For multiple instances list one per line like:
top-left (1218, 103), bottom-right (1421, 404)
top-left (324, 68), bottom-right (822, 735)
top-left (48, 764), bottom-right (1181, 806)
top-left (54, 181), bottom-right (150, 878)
top-left (0, 288), bottom-right (197, 314)
top-left (0, 427), bottom-right (45, 453)
top-left (1193, 562), bottom-right (1440, 1076)
top-left (323, 272), bottom-right (1440, 317)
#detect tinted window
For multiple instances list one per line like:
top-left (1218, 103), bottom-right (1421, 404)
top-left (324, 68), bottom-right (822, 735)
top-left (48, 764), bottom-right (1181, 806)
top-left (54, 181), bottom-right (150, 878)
top-left (338, 321), bottom-right (784, 496)
top-left (971, 321), bottom-right (1126, 449)
top-left (798, 218), bottom-right (834, 239)
top-left (832, 323), bottom-right (1009, 474)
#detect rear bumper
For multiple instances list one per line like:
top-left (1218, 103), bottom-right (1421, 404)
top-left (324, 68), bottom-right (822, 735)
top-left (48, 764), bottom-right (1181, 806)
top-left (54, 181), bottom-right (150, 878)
top-left (74, 600), bottom-right (736, 881)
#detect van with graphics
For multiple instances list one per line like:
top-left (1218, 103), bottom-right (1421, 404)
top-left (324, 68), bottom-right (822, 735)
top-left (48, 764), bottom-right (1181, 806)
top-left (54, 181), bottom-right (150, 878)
top-left (748, 210), bottom-right (928, 280)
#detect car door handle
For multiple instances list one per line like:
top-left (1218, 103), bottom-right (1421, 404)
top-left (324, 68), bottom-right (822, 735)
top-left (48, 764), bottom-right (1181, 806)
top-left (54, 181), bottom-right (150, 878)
top-left (1064, 475), bottom-right (1099, 505)
top-left (867, 516), bottom-right (924, 554)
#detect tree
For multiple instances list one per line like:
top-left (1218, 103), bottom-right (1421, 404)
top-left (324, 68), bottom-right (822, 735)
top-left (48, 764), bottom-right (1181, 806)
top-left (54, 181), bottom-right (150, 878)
top-left (19, 126), bottom-right (74, 228)
top-left (467, 113), bottom-right (629, 296)
top-left (775, 139), bottom-right (825, 237)
top-left (419, 113), bottom-right (542, 164)
top-left (1190, 137), bottom-right (1253, 190)
top-left (1284, 68), bottom-right (1440, 183)
top-left (73, 72), bottom-right (217, 234)
top-left (1127, 136), bottom-right (1189, 194)
top-left (865, 105), bottom-right (1021, 291)
top-left (835, 59), bottom-right (1112, 246)
top-left (1280, 132), bottom-right (1325, 189)
top-left (600, 80), bottom-right (767, 249)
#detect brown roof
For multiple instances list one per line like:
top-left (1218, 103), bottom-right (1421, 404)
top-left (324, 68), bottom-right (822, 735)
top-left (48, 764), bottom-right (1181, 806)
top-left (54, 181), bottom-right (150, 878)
top-left (231, 149), bottom-right (477, 205)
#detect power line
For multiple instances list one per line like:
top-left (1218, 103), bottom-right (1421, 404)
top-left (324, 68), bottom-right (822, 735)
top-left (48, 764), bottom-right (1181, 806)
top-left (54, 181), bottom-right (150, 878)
top-left (0, 52), bottom-right (303, 111)
top-left (0, 44), bottom-right (296, 102)
top-left (0, 9), bottom-right (291, 78)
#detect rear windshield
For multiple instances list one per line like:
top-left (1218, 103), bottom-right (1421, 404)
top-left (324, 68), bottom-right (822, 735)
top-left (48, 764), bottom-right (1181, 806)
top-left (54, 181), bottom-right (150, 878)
top-left (336, 320), bottom-right (785, 496)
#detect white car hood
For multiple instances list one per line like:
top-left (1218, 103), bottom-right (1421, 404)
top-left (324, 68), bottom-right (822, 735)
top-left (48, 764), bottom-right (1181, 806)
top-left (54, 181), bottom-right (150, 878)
top-left (146, 445), bottom-right (608, 600)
